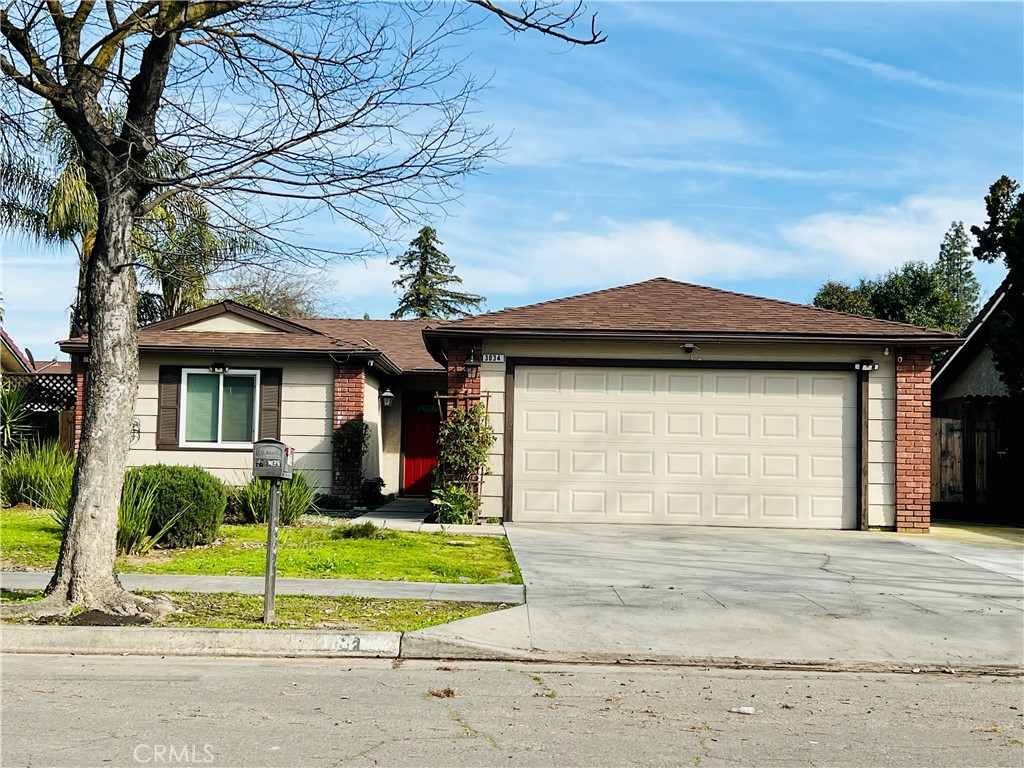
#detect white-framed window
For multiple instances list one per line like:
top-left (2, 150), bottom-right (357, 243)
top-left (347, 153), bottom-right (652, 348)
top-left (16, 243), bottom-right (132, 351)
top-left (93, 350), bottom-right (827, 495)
top-left (179, 369), bottom-right (261, 448)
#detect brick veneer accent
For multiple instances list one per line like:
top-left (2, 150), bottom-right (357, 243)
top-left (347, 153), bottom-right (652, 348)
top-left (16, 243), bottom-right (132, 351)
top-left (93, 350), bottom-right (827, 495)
top-left (332, 363), bottom-right (365, 502)
top-left (894, 347), bottom-right (932, 532)
top-left (446, 339), bottom-right (482, 408)
top-left (73, 356), bottom-right (87, 451)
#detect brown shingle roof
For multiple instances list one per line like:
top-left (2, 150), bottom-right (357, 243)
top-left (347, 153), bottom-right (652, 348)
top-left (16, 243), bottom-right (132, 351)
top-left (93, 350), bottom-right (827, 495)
top-left (59, 308), bottom-right (444, 374)
top-left (297, 318), bottom-right (442, 372)
top-left (431, 278), bottom-right (958, 341)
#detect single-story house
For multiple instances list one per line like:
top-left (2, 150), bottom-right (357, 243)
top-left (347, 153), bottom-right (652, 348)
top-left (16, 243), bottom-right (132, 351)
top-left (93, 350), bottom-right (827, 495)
top-left (61, 278), bottom-right (958, 532)
top-left (931, 280), bottom-right (1020, 525)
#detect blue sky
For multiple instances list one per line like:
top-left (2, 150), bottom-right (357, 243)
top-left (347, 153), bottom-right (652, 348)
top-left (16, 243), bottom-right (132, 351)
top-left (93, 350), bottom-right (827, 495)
top-left (2, 1), bottom-right (1021, 361)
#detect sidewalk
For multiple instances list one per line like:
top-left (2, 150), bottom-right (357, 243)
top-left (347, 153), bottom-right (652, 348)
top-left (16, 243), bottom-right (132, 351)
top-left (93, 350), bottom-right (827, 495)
top-left (0, 571), bottom-right (524, 604)
top-left (350, 498), bottom-right (505, 536)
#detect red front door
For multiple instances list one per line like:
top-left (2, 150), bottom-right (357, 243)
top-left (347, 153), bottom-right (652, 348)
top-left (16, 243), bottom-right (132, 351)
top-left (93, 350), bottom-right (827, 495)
top-left (402, 401), bottom-right (441, 496)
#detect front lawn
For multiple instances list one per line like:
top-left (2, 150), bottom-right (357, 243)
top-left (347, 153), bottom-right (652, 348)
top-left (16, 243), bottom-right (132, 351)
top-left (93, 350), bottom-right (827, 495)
top-left (0, 507), bottom-right (521, 584)
top-left (0, 589), bottom-right (502, 631)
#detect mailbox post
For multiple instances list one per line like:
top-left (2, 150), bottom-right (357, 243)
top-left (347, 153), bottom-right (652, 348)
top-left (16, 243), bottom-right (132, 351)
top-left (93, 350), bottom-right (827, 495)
top-left (252, 439), bottom-right (293, 624)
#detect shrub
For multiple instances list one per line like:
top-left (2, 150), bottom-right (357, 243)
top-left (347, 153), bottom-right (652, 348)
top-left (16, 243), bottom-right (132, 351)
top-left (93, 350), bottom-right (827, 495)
top-left (435, 402), bottom-right (495, 484)
top-left (1, 441), bottom-right (75, 516)
top-left (130, 465), bottom-right (226, 548)
top-left (235, 469), bottom-right (318, 526)
top-left (0, 384), bottom-right (36, 451)
top-left (314, 493), bottom-right (348, 512)
top-left (430, 483), bottom-right (478, 526)
top-left (331, 521), bottom-right (396, 540)
top-left (117, 468), bottom-right (182, 555)
top-left (360, 476), bottom-right (386, 507)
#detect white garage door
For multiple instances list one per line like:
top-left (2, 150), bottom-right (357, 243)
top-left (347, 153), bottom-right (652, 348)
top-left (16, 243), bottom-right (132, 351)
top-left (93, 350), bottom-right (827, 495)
top-left (512, 366), bottom-right (857, 528)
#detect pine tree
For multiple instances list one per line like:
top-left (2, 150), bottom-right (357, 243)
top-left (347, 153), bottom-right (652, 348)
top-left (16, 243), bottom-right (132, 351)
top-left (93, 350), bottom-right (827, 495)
top-left (936, 221), bottom-right (981, 332)
top-left (390, 227), bottom-right (484, 319)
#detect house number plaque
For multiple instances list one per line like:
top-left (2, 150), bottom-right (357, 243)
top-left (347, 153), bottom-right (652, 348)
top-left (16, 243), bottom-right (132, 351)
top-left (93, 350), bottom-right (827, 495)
top-left (482, 353), bottom-right (505, 363)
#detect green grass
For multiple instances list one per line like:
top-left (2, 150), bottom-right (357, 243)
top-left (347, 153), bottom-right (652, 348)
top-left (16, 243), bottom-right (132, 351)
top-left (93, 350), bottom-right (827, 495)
top-left (0, 506), bottom-right (64, 568)
top-left (0, 589), bottom-right (501, 632)
top-left (0, 506), bottom-right (521, 584)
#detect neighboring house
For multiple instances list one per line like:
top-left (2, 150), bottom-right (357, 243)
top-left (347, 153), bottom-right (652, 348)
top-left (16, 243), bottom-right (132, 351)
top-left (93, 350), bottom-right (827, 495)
top-left (61, 302), bottom-right (446, 501)
top-left (3, 328), bottom-right (77, 448)
top-left (1, 327), bottom-right (33, 374)
top-left (62, 278), bottom-right (958, 531)
top-left (931, 280), bottom-right (1020, 525)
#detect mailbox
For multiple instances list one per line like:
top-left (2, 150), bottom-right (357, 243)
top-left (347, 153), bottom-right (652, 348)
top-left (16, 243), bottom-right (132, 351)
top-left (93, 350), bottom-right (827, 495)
top-left (252, 438), bottom-right (293, 480)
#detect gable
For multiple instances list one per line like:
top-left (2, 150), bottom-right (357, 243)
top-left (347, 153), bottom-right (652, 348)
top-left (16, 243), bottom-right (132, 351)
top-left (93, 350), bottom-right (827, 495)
top-left (179, 314), bottom-right (280, 334)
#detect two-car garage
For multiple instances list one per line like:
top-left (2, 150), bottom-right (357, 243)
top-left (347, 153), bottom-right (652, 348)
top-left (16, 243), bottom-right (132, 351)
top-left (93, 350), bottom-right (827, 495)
top-left (427, 277), bottom-right (950, 532)
top-left (512, 365), bottom-right (858, 528)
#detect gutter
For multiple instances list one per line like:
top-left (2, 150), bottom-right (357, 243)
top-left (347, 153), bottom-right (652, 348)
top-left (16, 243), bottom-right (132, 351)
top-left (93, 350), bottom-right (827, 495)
top-left (423, 327), bottom-right (961, 348)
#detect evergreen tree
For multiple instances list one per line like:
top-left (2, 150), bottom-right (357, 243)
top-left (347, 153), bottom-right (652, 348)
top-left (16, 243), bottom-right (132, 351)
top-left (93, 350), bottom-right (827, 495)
top-left (391, 227), bottom-right (484, 319)
top-left (936, 221), bottom-right (981, 332)
top-left (971, 175), bottom-right (1023, 395)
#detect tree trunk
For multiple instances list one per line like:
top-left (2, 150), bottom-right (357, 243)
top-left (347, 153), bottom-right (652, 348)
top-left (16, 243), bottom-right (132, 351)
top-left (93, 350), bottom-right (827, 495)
top-left (38, 188), bottom-right (163, 617)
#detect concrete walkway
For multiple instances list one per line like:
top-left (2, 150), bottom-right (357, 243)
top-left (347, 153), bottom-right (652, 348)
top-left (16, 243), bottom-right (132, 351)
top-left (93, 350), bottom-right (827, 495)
top-left (351, 498), bottom-right (505, 536)
top-left (0, 572), bottom-right (524, 604)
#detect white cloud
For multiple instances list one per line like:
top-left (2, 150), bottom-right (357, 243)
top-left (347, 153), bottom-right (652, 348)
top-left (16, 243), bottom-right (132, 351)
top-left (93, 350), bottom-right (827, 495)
top-left (808, 47), bottom-right (1017, 101)
top-left (455, 219), bottom-right (799, 301)
top-left (782, 194), bottom-right (984, 278)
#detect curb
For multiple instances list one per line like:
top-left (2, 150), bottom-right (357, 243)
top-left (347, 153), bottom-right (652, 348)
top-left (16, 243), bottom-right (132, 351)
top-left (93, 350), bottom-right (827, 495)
top-left (2, 626), bottom-right (1021, 676)
top-left (1, 625), bottom-right (400, 658)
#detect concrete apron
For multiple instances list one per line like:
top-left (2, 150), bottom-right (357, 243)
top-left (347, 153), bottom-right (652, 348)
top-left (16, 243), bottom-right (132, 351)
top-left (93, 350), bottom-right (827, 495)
top-left (404, 523), bottom-right (1024, 673)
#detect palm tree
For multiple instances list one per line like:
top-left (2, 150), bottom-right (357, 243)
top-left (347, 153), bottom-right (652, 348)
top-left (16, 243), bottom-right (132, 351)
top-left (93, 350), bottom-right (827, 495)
top-left (1, 114), bottom-right (248, 333)
top-left (0, 118), bottom-right (97, 335)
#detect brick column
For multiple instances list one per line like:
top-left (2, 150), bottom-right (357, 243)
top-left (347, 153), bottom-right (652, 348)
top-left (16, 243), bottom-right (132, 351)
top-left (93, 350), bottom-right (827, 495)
top-left (73, 356), bottom-right (87, 451)
top-left (894, 348), bottom-right (931, 532)
top-left (446, 339), bottom-right (482, 407)
top-left (332, 363), bottom-right (365, 502)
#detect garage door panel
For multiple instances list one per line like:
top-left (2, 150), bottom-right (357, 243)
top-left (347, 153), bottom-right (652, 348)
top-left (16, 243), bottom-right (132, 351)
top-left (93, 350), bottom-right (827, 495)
top-left (514, 366), bottom-right (857, 528)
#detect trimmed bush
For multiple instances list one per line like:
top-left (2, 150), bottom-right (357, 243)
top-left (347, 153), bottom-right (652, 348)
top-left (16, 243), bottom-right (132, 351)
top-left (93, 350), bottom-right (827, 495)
top-left (130, 464), bottom-right (227, 548)
top-left (1, 441), bottom-right (74, 516)
top-left (235, 469), bottom-right (318, 526)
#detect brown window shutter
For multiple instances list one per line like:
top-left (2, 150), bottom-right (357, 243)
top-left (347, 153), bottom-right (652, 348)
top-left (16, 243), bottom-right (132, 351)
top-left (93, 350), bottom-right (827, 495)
top-left (156, 366), bottom-right (182, 449)
top-left (259, 368), bottom-right (283, 440)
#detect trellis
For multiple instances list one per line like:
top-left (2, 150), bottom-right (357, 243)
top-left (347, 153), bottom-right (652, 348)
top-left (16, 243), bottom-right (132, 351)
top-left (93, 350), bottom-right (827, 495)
top-left (3, 373), bottom-right (76, 412)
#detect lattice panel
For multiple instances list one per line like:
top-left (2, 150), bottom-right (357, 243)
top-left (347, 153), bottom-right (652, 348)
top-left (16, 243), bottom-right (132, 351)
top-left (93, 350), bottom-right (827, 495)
top-left (4, 373), bottom-right (76, 412)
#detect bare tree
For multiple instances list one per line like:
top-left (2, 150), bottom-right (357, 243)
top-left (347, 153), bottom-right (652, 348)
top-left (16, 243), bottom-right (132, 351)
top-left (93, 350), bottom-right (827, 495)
top-left (209, 265), bottom-right (333, 318)
top-left (0, 1), bottom-right (602, 618)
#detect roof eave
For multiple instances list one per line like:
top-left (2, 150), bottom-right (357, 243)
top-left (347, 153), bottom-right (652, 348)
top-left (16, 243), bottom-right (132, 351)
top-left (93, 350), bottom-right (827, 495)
top-left (58, 341), bottom-right (405, 376)
top-left (423, 327), bottom-right (960, 348)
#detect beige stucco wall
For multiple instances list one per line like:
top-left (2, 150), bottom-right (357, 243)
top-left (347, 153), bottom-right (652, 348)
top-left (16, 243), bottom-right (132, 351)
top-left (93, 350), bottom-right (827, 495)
top-left (478, 338), bottom-right (899, 528)
top-left (131, 355), bottom-right (334, 491)
top-left (360, 369), bottom-right (406, 496)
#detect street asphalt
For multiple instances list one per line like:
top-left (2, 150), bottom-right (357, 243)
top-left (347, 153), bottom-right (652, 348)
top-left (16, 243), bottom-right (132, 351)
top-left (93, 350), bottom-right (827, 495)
top-left (3, 655), bottom-right (1023, 768)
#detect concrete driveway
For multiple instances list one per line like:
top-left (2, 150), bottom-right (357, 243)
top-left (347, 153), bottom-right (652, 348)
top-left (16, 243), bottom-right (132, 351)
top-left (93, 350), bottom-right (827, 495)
top-left (407, 524), bottom-right (1023, 670)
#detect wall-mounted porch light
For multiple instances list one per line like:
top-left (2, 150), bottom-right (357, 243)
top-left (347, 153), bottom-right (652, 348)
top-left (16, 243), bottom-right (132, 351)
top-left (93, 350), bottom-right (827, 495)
top-left (854, 359), bottom-right (879, 372)
top-left (209, 362), bottom-right (229, 374)
top-left (463, 352), bottom-right (481, 381)
top-left (379, 387), bottom-right (395, 408)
